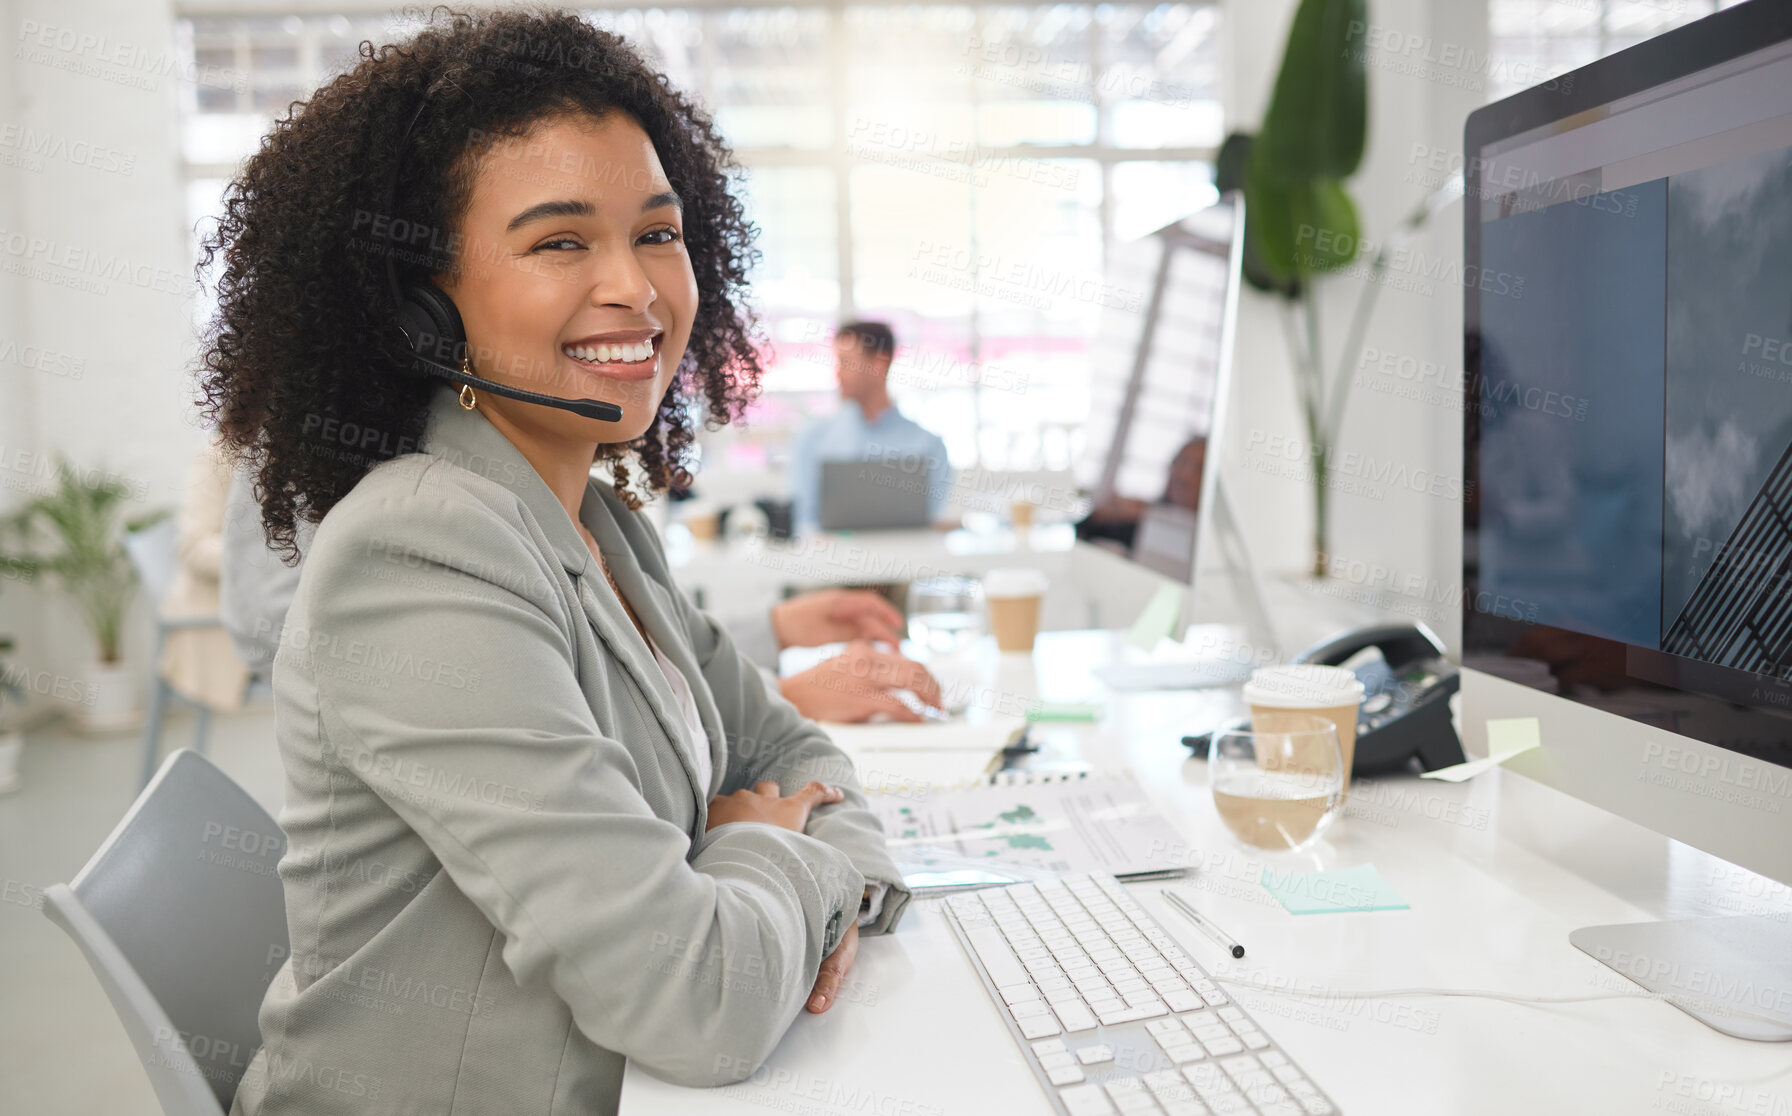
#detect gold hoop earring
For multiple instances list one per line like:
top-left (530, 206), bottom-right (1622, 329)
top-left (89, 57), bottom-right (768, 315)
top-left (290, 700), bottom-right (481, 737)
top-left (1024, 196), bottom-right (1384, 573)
top-left (458, 357), bottom-right (477, 411)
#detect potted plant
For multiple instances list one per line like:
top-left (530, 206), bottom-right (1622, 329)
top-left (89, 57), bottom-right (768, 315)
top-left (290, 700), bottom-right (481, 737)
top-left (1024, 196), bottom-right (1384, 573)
top-left (0, 460), bottom-right (166, 732)
top-left (1220, 0), bottom-right (1461, 578)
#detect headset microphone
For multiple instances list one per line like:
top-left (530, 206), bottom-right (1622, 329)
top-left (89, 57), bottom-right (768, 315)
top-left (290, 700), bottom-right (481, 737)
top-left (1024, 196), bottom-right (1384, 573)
top-left (382, 98), bottom-right (624, 424)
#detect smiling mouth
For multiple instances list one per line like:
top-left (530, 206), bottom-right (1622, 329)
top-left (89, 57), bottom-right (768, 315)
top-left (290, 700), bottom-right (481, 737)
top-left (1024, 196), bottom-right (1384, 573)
top-left (560, 335), bottom-right (661, 382)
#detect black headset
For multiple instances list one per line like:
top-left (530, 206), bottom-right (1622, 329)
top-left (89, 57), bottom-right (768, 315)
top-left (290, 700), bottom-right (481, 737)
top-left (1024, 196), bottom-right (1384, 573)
top-left (381, 96), bottom-right (623, 423)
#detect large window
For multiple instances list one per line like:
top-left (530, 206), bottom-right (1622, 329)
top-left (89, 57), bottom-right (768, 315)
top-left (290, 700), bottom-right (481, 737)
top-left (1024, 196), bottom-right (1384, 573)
top-left (1486, 0), bottom-right (1746, 104)
top-left (177, 4), bottom-right (1223, 471)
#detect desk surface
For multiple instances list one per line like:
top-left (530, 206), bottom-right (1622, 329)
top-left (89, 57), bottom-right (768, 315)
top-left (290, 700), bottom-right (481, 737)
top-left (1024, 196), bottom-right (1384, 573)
top-left (623, 631), bottom-right (1792, 1116)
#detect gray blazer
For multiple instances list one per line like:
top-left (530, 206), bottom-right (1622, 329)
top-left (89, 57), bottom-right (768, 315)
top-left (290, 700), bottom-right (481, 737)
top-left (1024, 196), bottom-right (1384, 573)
top-left (232, 386), bottom-right (910, 1116)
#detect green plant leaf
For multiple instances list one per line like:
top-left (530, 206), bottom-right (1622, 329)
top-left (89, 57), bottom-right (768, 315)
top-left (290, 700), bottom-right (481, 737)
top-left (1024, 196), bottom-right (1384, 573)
top-left (1256, 0), bottom-right (1369, 183)
top-left (1218, 133), bottom-right (1303, 298)
top-left (1300, 180), bottom-right (1363, 273)
top-left (1245, 175), bottom-right (1362, 283)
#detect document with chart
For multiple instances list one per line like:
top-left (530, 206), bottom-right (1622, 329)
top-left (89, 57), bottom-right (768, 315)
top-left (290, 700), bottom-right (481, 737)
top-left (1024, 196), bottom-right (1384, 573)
top-left (867, 773), bottom-right (1190, 894)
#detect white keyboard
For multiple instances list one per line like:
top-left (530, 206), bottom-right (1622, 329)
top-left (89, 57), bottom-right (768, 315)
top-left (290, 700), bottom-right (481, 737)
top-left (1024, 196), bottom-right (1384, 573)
top-left (943, 874), bottom-right (1340, 1116)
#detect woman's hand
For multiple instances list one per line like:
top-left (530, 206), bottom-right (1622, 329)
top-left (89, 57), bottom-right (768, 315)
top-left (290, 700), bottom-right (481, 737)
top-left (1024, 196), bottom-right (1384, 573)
top-left (770, 588), bottom-right (904, 650)
top-left (777, 640), bottom-right (945, 723)
top-left (704, 779), bottom-right (843, 833)
top-left (806, 922), bottom-right (859, 1013)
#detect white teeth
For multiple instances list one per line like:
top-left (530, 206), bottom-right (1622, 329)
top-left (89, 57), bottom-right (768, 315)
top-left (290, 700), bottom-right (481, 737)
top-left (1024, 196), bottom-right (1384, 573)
top-left (564, 340), bottom-right (654, 364)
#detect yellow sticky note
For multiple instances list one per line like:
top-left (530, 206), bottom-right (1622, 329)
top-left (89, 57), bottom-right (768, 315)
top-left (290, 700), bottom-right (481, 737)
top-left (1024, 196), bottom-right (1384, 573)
top-left (1420, 716), bottom-right (1540, 782)
top-left (1127, 583), bottom-right (1185, 652)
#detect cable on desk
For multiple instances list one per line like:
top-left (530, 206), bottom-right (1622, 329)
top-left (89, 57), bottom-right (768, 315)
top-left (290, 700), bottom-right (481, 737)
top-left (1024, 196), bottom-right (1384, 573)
top-left (1214, 974), bottom-right (1792, 1032)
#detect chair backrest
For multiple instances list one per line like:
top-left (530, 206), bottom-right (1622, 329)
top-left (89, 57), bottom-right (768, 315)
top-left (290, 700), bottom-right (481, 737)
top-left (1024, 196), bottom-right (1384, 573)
top-left (42, 749), bottom-right (289, 1115)
top-left (123, 516), bottom-right (182, 615)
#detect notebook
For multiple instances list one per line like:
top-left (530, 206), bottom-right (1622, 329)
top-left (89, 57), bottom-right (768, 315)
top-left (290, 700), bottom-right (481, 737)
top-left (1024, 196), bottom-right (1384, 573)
top-left (865, 771), bottom-right (1190, 896)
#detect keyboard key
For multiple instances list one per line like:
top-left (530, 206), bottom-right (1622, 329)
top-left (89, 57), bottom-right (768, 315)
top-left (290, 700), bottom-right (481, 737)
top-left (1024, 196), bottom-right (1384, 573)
top-left (1114, 1097), bottom-right (1159, 1114)
top-left (1097, 1001), bottom-right (1167, 1025)
top-left (1058, 1083), bottom-right (1116, 1115)
top-left (1077, 1044), bottom-right (1115, 1065)
top-left (1191, 1023), bottom-right (1230, 1043)
top-left (1031, 1038), bottom-right (1068, 1056)
top-left (1019, 1014), bottom-right (1062, 1039)
top-left (1201, 989), bottom-right (1229, 1007)
top-left (1041, 1051), bottom-right (1078, 1069)
top-left (1215, 1006), bottom-right (1245, 1024)
top-left (1146, 1018), bottom-right (1185, 1036)
top-left (1163, 990), bottom-right (1203, 1012)
top-left (1000, 983), bottom-right (1037, 1004)
top-left (1259, 1051), bottom-right (1288, 1068)
top-left (1143, 1071), bottom-right (1186, 1092)
top-left (1272, 1066), bottom-right (1302, 1084)
top-left (1200, 1036), bottom-right (1244, 1057)
top-left (1011, 1000), bottom-right (1054, 1021)
top-left (1103, 1077), bottom-right (1147, 1098)
top-left (1165, 1044), bottom-right (1207, 1065)
top-left (1054, 1003), bottom-right (1099, 1033)
top-left (1048, 1064), bottom-right (1087, 1086)
top-left (1153, 1030), bottom-right (1195, 1052)
top-left (1238, 1030), bottom-right (1270, 1050)
top-left (963, 926), bottom-right (1030, 987)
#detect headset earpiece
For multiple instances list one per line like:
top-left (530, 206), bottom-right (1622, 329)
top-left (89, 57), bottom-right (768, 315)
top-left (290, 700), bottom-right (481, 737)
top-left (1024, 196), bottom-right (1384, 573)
top-left (395, 279), bottom-right (467, 374)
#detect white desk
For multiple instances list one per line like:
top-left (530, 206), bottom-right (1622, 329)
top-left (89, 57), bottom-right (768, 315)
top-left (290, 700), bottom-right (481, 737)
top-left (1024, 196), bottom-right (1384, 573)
top-left (623, 631), bottom-right (1792, 1116)
top-left (665, 524), bottom-right (1170, 633)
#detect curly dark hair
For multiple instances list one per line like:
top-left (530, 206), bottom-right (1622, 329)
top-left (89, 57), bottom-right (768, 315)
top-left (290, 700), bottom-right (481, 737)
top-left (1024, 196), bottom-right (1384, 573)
top-left (198, 6), bottom-right (763, 559)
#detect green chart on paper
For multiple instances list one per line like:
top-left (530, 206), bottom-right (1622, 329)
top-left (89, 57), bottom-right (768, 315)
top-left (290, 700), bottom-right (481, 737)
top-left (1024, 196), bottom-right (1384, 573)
top-left (869, 776), bottom-right (1188, 880)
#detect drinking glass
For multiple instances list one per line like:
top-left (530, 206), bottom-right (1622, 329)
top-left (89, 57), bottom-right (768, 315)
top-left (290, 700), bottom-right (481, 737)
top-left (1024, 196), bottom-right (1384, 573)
top-left (1208, 714), bottom-right (1345, 851)
top-left (906, 576), bottom-right (986, 656)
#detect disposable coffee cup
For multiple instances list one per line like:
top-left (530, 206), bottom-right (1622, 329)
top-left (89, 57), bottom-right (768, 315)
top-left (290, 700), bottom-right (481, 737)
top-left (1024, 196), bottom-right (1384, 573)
top-left (1010, 500), bottom-right (1036, 530)
top-left (983, 567), bottom-right (1049, 653)
top-left (1242, 664), bottom-right (1365, 795)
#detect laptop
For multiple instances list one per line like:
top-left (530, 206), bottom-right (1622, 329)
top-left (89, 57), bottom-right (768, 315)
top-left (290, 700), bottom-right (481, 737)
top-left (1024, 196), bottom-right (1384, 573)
top-left (818, 460), bottom-right (933, 530)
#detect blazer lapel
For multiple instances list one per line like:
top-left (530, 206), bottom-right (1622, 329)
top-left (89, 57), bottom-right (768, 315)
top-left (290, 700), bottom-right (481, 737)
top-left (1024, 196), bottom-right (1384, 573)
top-left (418, 387), bottom-right (710, 827)
top-left (578, 488), bottom-right (727, 807)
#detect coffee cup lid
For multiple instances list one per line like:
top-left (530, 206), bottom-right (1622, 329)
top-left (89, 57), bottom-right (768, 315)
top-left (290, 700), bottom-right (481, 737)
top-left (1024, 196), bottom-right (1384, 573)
top-left (1242, 664), bottom-right (1364, 709)
top-left (983, 567), bottom-right (1049, 597)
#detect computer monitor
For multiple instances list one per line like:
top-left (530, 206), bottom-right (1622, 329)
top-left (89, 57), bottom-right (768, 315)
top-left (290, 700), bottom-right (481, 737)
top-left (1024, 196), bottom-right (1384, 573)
top-left (1463, 0), bottom-right (1792, 1040)
top-left (1081, 197), bottom-right (1239, 582)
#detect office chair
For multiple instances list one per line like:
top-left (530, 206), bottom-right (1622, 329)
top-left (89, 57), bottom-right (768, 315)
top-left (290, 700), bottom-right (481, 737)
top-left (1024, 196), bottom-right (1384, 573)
top-left (42, 749), bottom-right (290, 1116)
top-left (124, 518), bottom-right (242, 789)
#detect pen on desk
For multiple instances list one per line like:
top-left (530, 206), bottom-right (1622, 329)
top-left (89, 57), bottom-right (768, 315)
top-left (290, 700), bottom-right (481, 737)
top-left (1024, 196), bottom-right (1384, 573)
top-left (982, 724), bottom-right (1033, 777)
top-left (1161, 888), bottom-right (1246, 959)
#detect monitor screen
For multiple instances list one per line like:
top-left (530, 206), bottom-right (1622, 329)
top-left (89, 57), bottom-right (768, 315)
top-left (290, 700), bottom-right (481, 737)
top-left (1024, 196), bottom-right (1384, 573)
top-left (1077, 198), bottom-right (1240, 582)
top-left (1464, 5), bottom-right (1792, 772)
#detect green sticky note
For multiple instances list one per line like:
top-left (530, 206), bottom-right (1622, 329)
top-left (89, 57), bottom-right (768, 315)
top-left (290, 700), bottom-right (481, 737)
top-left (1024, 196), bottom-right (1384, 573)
top-left (1259, 863), bottom-right (1409, 915)
top-left (1419, 716), bottom-right (1541, 782)
top-left (1027, 702), bottom-right (1101, 722)
top-left (1127, 583), bottom-right (1185, 652)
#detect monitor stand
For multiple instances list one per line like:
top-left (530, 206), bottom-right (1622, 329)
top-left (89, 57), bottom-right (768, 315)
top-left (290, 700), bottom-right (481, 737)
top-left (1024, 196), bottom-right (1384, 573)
top-left (1570, 915), bottom-right (1792, 1040)
top-left (1092, 483), bottom-right (1279, 693)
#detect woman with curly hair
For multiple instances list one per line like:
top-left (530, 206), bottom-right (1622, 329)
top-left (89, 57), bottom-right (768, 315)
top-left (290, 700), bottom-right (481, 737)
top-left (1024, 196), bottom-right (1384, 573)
top-left (201, 11), bottom-right (910, 1114)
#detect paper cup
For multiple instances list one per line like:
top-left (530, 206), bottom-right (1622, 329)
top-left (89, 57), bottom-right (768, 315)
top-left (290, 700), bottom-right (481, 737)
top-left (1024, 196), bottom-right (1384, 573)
top-left (983, 567), bottom-right (1049, 652)
top-left (1243, 664), bottom-right (1365, 793)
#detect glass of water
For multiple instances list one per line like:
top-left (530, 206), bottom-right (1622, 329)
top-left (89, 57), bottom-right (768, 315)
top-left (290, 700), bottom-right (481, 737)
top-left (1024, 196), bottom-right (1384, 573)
top-left (1208, 715), bottom-right (1344, 851)
top-left (906, 575), bottom-right (986, 656)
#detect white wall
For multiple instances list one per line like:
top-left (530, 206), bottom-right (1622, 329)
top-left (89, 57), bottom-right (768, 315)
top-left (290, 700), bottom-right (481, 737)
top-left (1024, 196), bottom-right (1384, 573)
top-left (1218, 0), bottom-right (1487, 652)
top-left (5, 0), bottom-right (197, 714)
